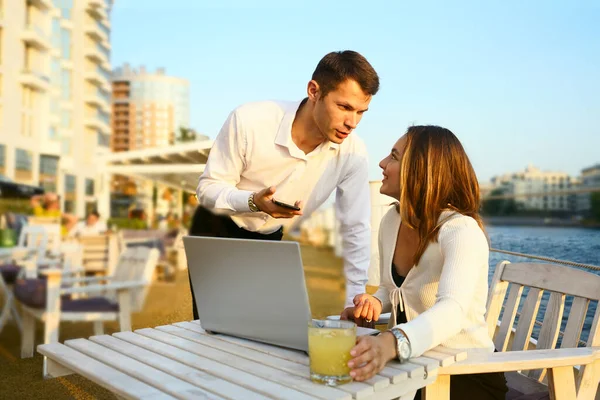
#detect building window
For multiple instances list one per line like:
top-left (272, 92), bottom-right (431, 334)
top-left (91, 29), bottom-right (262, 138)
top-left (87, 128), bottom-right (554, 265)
top-left (61, 110), bottom-right (71, 128)
top-left (15, 148), bottom-right (33, 172)
top-left (51, 18), bottom-right (61, 48)
top-left (85, 178), bottom-right (94, 196)
top-left (39, 155), bottom-right (59, 193)
top-left (61, 137), bottom-right (71, 155)
top-left (60, 28), bottom-right (71, 59)
top-left (39, 155), bottom-right (58, 176)
top-left (0, 144), bottom-right (5, 170)
top-left (49, 126), bottom-right (58, 140)
top-left (61, 69), bottom-right (71, 100)
top-left (55, 0), bottom-right (74, 19)
top-left (64, 173), bottom-right (76, 213)
top-left (51, 58), bottom-right (61, 85)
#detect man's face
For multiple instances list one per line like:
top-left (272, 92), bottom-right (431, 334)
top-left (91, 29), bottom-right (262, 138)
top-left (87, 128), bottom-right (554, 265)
top-left (86, 214), bottom-right (99, 226)
top-left (311, 79), bottom-right (372, 144)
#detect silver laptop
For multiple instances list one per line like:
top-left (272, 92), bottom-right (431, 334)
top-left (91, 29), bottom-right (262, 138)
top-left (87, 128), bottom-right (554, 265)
top-left (183, 236), bottom-right (378, 352)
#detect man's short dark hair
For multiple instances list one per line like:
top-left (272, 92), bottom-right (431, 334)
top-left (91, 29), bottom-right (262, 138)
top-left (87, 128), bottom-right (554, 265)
top-left (87, 210), bottom-right (100, 218)
top-left (312, 50), bottom-right (380, 97)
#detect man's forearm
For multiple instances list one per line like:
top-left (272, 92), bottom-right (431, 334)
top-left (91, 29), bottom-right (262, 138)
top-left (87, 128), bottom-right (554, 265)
top-left (345, 280), bottom-right (368, 308)
top-left (196, 179), bottom-right (252, 213)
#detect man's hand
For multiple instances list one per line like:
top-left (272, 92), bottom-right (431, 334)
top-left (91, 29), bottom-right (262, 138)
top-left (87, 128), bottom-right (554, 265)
top-left (253, 186), bottom-right (303, 219)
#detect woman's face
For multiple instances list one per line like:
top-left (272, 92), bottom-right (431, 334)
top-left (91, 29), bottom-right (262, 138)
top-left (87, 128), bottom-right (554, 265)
top-left (379, 135), bottom-right (407, 200)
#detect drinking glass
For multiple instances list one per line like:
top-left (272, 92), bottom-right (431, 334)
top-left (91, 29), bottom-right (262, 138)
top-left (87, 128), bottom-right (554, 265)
top-left (308, 319), bottom-right (356, 386)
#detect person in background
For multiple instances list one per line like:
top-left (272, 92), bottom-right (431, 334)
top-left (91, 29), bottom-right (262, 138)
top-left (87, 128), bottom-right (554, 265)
top-left (68, 210), bottom-right (108, 238)
top-left (341, 126), bottom-right (508, 399)
top-left (190, 50), bottom-right (380, 319)
top-left (30, 193), bottom-right (77, 236)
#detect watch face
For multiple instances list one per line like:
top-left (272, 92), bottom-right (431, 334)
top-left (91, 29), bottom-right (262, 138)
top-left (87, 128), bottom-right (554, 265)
top-left (400, 342), bottom-right (411, 359)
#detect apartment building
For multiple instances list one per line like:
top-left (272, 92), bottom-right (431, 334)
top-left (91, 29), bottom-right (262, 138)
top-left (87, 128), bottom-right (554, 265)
top-left (110, 65), bottom-right (189, 198)
top-left (0, 0), bottom-right (113, 218)
top-left (577, 163), bottom-right (600, 214)
top-left (490, 164), bottom-right (578, 212)
top-left (111, 64), bottom-right (189, 152)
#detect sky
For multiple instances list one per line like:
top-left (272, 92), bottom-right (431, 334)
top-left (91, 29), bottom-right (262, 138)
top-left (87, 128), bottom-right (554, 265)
top-left (110, 0), bottom-right (599, 183)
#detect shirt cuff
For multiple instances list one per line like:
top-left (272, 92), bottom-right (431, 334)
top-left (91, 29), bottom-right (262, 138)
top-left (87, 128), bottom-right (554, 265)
top-left (229, 190), bottom-right (254, 213)
top-left (345, 282), bottom-right (365, 308)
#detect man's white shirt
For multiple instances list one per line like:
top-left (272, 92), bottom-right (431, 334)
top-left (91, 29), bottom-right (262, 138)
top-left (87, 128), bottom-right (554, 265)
top-left (197, 99), bottom-right (371, 307)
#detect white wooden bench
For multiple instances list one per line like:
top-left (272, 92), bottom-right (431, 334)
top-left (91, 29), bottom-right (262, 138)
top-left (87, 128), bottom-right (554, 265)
top-left (38, 319), bottom-right (468, 400)
top-left (424, 261), bottom-right (600, 400)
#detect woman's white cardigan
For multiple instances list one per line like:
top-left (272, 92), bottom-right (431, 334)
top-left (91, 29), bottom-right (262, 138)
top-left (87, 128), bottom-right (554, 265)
top-left (373, 207), bottom-right (495, 358)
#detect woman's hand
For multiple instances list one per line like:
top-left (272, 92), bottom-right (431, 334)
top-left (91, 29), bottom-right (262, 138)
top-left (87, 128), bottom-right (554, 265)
top-left (340, 307), bottom-right (371, 328)
top-left (348, 332), bottom-right (397, 381)
top-left (340, 294), bottom-right (382, 327)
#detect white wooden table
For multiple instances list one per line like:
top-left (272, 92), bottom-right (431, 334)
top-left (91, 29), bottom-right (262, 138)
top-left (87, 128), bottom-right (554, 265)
top-left (38, 320), bottom-right (466, 400)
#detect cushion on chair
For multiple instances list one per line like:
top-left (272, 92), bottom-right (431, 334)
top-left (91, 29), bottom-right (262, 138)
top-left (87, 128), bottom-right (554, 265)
top-left (507, 391), bottom-right (549, 400)
top-left (0, 263), bottom-right (21, 285)
top-left (13, 278), bottom-right (119, 312)
top-left (62, 298), bottom-right (119, 312)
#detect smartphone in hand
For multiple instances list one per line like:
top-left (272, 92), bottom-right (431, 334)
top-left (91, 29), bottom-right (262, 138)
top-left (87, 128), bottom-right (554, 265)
top-left (272, 199), bottom-right (301, 211)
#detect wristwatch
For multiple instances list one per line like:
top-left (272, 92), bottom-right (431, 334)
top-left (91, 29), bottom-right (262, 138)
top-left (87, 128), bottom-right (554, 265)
top-left (389, 328), bottom-right (411, 363)
top-left (248, 193), bottom-right (260, 213)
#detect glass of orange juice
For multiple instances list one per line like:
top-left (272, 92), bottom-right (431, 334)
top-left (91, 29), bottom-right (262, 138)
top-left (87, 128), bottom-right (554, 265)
top-left (308, 319), bottom-right (356, 386)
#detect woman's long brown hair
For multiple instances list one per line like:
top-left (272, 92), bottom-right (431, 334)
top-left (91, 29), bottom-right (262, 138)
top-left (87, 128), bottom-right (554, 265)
top-left (397, 125), bottom-right (485, 265)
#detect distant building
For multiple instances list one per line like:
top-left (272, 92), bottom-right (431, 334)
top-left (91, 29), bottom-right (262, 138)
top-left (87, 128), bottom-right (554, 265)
top-left (490, 165), bottom-right (578, 212)
top-left (0, 0), bottom-right (113, 218)
top-left (479, 181), bottom-right (495, 199)
top-left (111, 64), bottom-right (191, 152)
top-left (577, 163), bottom-right (600, 214)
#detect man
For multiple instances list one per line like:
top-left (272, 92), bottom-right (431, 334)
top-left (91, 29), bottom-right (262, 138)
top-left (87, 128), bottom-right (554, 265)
top-left (191, 50), bottom-right (379, 319)
top-left (68, 210), bottom-right (107, 238)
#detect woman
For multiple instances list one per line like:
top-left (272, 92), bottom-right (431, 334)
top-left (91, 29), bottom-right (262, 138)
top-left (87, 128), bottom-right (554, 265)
top-left (341, 126), bottom-right (508, 399)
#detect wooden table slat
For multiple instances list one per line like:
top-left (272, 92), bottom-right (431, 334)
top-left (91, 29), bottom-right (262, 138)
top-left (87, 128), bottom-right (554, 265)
top-left (376, 367), bottom-right (409, 384)
top-left (90, 334), bottom-right (267, 400)
top-left (424, 347), bottom-right (468, 362)
top-left (65, 338), bottom-right (224, 400)
top-left (136, 328), bottom-right (350, 400)
top-left (37, 343), bottom-right (176, 400)
top-left (421, 350), bottom-right (462, 367)
top-left (385, 362), bottom-right (426, 379)
top-left (183, 321), bottom-right (392, 392)
top-left (165, 323), bottom-right (374, 399)
top-left (38, 319), bottom-right (453, 400)
top-left (114, 331), bottom-right (321, 400)
top-left (185, 321), bottom-right (396, 392)
top-left (182, 321), bottom-right (310, 365)
top-left (403, 357), bottom-right (440, 378)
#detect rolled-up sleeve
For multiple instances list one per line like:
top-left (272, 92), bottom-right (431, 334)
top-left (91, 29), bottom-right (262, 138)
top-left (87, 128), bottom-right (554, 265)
top-left (196, 110), bottom-right (252, 213)
top-left (335, 152), bottom-right (371, 308)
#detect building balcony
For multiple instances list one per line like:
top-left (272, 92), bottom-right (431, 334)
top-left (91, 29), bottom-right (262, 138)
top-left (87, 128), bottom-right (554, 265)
top-left (85, 117), bottom-right (111, 134)
top-left (85, 17), bottom-right (110, 44)
top-left (85, 110), bottom-right (111, 134)
top-left (85, 88), bottom-right (111, 112)
top-left (88, 0), bottom-right (110, 9)
top-left (85, 41), bottom-right (110, 66)
top-left (88, 5), bottom-right (111, 28)
top-left (85, 66), bottom-right (111, 89)
top-left (22, 24), bottom-right (52, 51)
top-left (29, 0), bottom-right (53, 11)
top-left (20, 69), bottom-right (51, 92)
